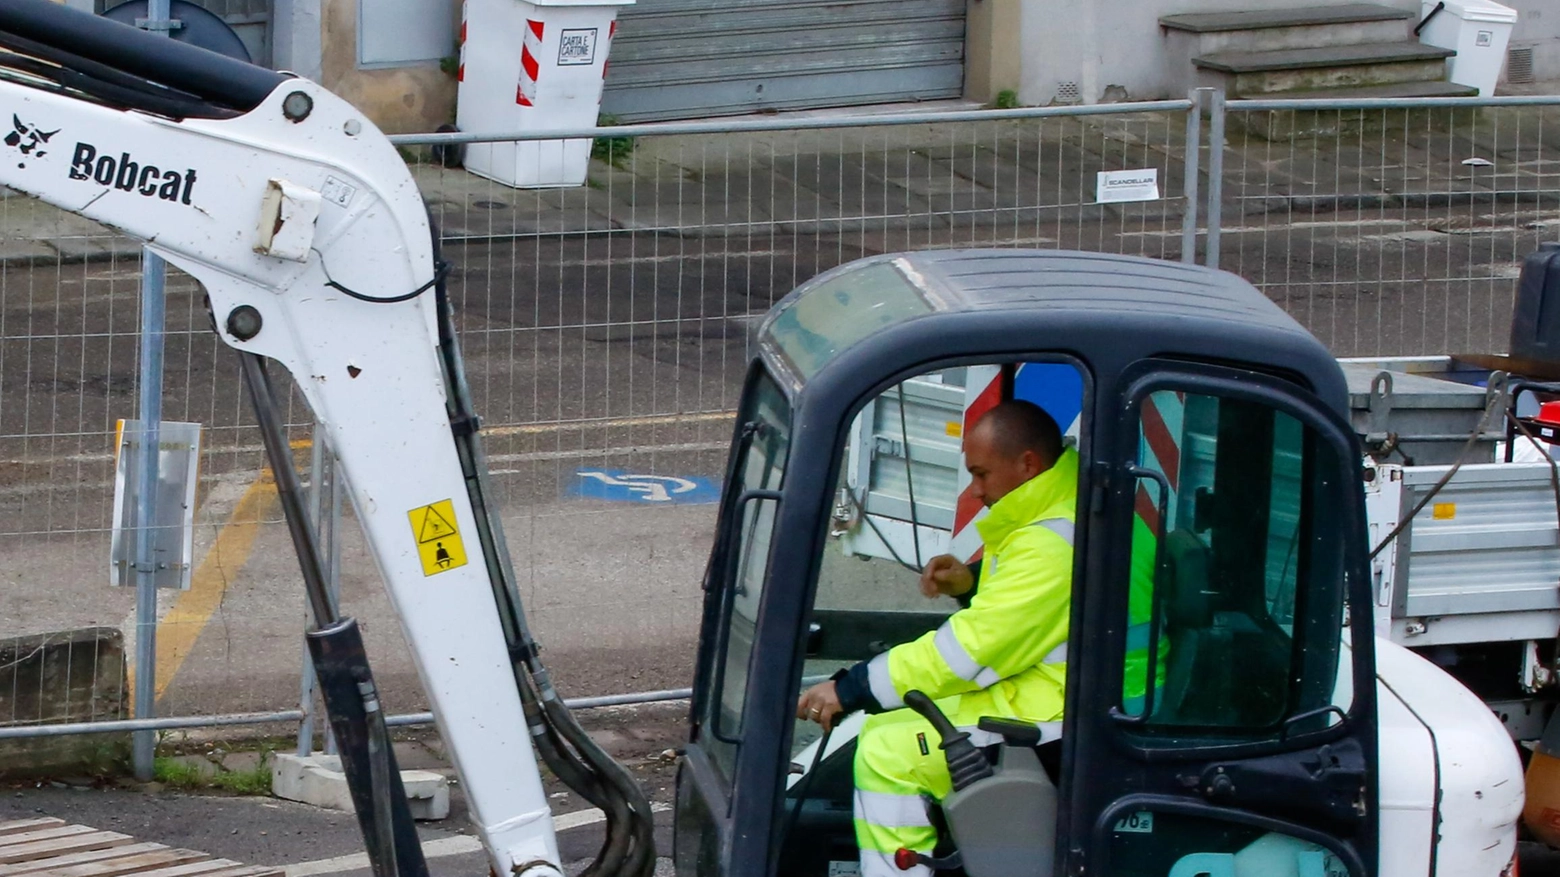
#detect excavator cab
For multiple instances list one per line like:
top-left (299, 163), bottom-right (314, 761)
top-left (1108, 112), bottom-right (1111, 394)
top-left (677, 251), bottom-right (1382, 877)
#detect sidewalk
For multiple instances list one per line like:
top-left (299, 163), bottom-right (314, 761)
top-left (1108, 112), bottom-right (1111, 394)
top-left (0, 97), bottom-right (1553, 263)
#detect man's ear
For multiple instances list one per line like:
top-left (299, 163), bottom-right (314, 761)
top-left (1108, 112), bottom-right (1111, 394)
top-left (1020, 449), bottom-right (1045, 478)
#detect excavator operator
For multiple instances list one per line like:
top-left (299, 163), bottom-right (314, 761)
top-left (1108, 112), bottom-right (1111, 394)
top-left (796, 399), bottom-right (1117, 877)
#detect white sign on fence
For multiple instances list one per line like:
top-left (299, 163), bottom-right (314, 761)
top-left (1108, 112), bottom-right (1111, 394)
top-left (1096, 168), bottom-right (1160, 204)
top-left (110, 420), bottom-right (201, 590)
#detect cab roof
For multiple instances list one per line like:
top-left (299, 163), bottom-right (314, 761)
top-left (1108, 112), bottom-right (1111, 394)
top-left (756, 249), bottom-right (1346, 415)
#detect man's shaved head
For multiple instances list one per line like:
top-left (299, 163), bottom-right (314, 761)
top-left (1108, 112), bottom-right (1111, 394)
top-left (970, 401), bottom-right (1064, 468)
top-left (963, 401), bottom-right (1065, 507)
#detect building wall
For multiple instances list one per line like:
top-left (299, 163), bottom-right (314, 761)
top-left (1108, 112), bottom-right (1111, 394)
top-left (1005, 0), bottom-right (1551, 107)
top-left (317, 0), bottom-right (460, 135)
top-left (1506, 0), bottom-right (1560, 86)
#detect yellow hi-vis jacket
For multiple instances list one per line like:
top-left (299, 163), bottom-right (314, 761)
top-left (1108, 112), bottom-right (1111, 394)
top-left (857, 448), bottom-right (1081, 725)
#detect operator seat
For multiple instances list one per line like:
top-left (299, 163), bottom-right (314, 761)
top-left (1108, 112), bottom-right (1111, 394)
top-left (1155, 528), bottom-right (1219, 722)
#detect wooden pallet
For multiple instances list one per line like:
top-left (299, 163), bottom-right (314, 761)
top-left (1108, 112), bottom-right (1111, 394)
top-left (0, 818), bottom-right (283, 877)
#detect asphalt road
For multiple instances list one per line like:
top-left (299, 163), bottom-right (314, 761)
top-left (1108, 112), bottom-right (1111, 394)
top-left (0, 203), bottom-right (1555, 720)
top-left (0, 703), bottom-right (687, 877)
top-left (0, 203), bottom-right (1554, 868)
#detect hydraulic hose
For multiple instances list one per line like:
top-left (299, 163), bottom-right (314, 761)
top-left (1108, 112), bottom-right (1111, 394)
top-left (426, 221), bottom-right (657, 877)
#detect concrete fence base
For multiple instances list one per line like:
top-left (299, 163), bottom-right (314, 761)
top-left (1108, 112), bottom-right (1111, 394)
top-left (0, 627), bottom-right (129, 778)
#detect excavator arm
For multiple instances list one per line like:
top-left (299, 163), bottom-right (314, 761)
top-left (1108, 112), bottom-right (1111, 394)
top-left (0, 4), bottom-right (655, 876)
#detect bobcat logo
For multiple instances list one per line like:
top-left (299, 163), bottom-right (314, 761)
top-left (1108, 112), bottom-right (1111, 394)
top-left (4, 115), bottom-right (58, 163)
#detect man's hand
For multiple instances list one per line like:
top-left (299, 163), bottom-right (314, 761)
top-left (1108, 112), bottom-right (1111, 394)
top-left (796, 681), bottom-right (845, 732)
top-left (920, 554), bottom-right (974, 599)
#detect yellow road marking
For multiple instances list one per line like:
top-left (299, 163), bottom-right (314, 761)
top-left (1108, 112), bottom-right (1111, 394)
top-left (127, 470), bottom-right (280, 706)
top-left (483, 411), bottom-right (735, 437)
top-left (123, 414), bottom-right (735, 705)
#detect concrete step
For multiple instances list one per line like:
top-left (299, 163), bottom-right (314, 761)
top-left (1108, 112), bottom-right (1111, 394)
top-left (1228, 81), bottom-right (1483, 140)
top-left (1195, 42), bottom-right (1456, 96)
top-left (1251, 80), bottom-right (1480, 100)
top-left (1162, 4), bottom-right (1415, 53)
top-left (271, 752), bottom-right (451, 821)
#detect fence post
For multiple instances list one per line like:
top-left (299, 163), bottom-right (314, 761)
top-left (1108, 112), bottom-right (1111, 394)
top-left (1181, 89), bottom-right (1205, 265)
top-left (131, 254), bottom-right (165, 782)
top-left (1205, 89), bottom-right (1227, 272)
top-left (295, 428), bottom-right (326, 758)
top-left (129, 0), bottom-right (177, 784)
top-left (324, 447), bottom-right (342, 755)
top-left (297, 427), bottom-right (343, 757)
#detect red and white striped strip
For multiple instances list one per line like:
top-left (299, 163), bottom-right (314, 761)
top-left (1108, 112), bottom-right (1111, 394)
top-left (602, 20), bottom-right (617, 79)
top-left (457, 1), bottom-right (468, 82)
top-left (949, 365), bottom-right (1004, 563)
top-left (950, 372), bottom-right (1186, 560)
top-left (515, 18), bottom-right (544, 107)
top-left (1135, 394), bottom-right (1184, 533)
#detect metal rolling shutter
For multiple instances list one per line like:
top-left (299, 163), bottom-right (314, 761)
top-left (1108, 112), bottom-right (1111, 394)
top-left (187, 0), bottom-right (270, 66)
top-left (600, 0), bottom-right (966, 122)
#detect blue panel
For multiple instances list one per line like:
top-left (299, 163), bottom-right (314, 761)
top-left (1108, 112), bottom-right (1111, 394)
top-left (1013, 363), bottom-right (1084, 432)
top-left (570, 468), bottom-right (720, 504)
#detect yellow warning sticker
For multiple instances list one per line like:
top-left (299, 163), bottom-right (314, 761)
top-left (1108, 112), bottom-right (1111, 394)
top-left (946, 421), bottom-right (963, 438)
top-left (408, 499), bottom-right (467, 576)
top-left (1432, 502), bottom-right (1457, 520)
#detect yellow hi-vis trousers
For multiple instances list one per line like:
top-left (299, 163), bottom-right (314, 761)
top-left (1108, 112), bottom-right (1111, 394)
top-left (852, 707), bottom-right (958, 877)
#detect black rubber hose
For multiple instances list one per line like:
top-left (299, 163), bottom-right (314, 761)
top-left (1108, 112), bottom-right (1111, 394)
top-left (424, 220), bottom-right (655, 877)
top-left (517, 658), bottom-right (641, 877)
top-left (540, 689), bottom-right (654, 877)
top-left (0, 0), bottom-right (285, 112)
top-left (514, 670), bottom-right (626, 873)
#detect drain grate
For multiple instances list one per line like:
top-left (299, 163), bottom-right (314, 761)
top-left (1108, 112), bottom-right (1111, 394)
top-left (1508, 46), bottom-right (1536, 84)
top-left (1055, 81), bottom-right (1082, 104)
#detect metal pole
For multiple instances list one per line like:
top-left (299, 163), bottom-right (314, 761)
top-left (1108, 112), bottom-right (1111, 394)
top-left (130, 0), bottom-right (175, 784)
top-left (324, 450), bottom-right (342, 756)
top-left (0, 685), bottom-right (698, 740)
top-left (297, 429), bottom-right (343, 757)
top-left (1206, 88), bottom-right (1227, 272)
top-left (1181, 89), bottom-right (1205, 266)
top-left (296, 427), bottom-right (327, 758)
top-left (131, 254), bottom-right (165, 781)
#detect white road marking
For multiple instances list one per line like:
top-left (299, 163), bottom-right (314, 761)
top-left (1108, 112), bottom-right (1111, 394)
top-left (487, 440), bottom-right (729, 469)
top-left (283, 805), bottom-right (667, 876)
top-left (556, 251), bottom-right (782, 267)
top-left (284, 834), bottom-right (483, 877)
top-left (0, 413), bottom-right (737, 471)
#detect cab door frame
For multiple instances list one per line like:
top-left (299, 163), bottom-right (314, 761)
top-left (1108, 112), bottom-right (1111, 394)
top-left (1064, 358), bottom-right (1380, 876)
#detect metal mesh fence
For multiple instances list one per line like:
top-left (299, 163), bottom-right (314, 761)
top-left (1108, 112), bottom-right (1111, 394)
top-left (6, 94), bottom-right (1558, 741)
top-left (1218, 95), bottom-right (1560, 357)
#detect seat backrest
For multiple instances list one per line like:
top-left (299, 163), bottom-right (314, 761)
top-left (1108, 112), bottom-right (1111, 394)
top-left (1154, 529), bottom-right (1214, 721)
top-left (1162, 529), bottom-right (1213, 631)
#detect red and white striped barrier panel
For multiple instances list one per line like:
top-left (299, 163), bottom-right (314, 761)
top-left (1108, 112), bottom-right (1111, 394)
top-left (457, 1), bottom-right (468, 82)
top-left (516, 18), bottom-right (544, 107)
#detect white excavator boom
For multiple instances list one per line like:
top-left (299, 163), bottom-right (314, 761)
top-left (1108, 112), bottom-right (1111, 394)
top-left (0, 9), bottom-right (566, 874)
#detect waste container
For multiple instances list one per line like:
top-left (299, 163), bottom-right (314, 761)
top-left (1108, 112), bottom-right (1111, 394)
top-left (1417, 0), bottom-right (1518, 96)
top-left (456, 0), bottom-right (633, 188)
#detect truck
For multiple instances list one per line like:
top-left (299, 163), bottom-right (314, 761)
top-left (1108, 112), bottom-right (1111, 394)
top-left (0, 2), bottom-right (1541, 875)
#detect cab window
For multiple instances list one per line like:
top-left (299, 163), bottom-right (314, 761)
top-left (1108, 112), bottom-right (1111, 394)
top-left (776, 361), bottom-right (1086, 876)
top-left (704, 370), bottom-right (790, 780)
top-left (1121, 389), bottom-right (1350, 735)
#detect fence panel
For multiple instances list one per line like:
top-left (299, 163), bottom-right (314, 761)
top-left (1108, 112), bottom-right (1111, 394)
top-left (1217, 95), bottom-right (1560, 358)
top-left (9, 94), bottom-right (1560, 743)
top-left (5, 100), bottom-right (1206, 743)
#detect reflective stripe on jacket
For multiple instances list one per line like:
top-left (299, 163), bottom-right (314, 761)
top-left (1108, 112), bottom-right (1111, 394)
top-left (867, 448), bottom-right (1080, 726)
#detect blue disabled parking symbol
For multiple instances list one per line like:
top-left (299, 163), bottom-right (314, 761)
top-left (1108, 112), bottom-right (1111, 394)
top-left (572, 469), bottom-right (720, 504)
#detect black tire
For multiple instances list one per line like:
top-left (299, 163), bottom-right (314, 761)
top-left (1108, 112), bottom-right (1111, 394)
top-left (431, 123), bottom-right (464, 170)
